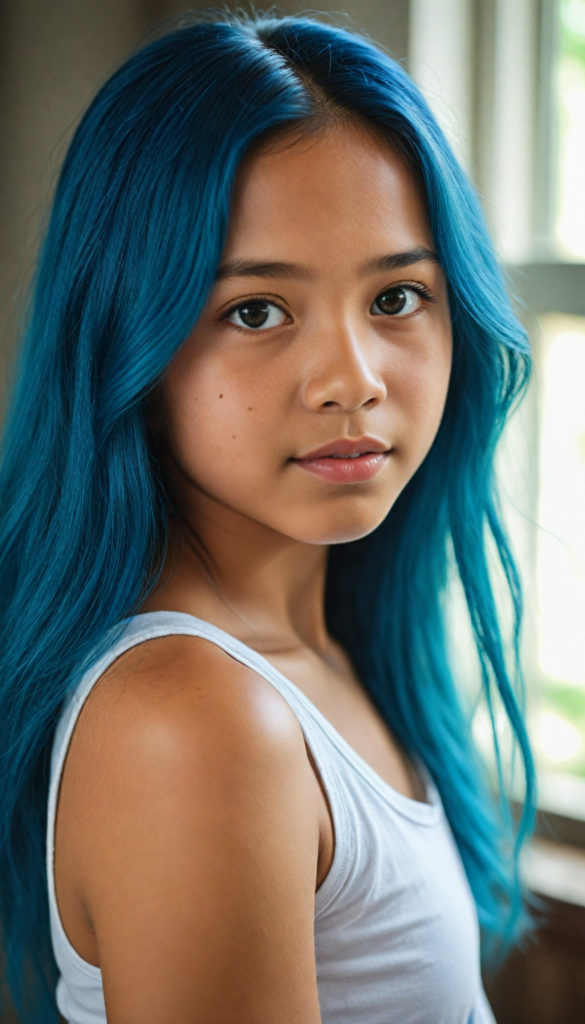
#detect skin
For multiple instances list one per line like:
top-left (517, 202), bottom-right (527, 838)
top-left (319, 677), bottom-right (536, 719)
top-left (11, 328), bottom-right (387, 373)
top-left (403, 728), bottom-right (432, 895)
top-left (54, 123), bottom-right (452, 1023)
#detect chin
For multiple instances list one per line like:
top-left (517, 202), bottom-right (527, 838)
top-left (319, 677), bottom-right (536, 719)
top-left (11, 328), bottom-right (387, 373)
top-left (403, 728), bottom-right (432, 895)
top-left (289, 507), bottom-right (391, 546)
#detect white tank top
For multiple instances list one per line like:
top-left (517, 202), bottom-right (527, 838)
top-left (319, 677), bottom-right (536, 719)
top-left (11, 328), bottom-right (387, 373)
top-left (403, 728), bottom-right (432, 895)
top-left (47, 611), bottom-right (496, 1024)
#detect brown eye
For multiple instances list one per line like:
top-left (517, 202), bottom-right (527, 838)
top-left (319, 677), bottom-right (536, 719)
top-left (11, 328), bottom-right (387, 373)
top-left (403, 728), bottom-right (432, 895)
top-left (371, 287), bottom-right (421, 317)
top-left (226, 300), bottom-right (287, 330)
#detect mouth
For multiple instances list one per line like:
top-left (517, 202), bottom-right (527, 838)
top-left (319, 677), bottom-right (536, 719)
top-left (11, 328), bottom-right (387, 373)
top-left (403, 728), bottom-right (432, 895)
top-left (290, 437), bottom-right (392, 484)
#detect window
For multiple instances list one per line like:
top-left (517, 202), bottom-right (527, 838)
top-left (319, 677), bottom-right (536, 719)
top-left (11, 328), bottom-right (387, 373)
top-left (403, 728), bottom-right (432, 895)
top-left (533, 314), bottom-right (585, 774)
top-left (410, 1), bottom-right (585, 828)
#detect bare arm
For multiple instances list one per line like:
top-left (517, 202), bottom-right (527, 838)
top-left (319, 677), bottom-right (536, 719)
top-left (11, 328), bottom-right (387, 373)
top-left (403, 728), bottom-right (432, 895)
top-left (55, 636), bottom-right (324, 1023)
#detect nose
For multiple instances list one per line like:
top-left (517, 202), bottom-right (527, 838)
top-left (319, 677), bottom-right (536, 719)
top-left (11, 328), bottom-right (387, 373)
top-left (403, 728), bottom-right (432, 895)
top-left (302, 323), bottom-right (387, 413)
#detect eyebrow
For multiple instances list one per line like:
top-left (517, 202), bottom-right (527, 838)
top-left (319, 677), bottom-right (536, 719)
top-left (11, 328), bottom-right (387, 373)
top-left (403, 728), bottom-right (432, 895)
top-left (360, 246), bottom-right (439, 274)
top-left (216, 246), bottom-right (439, 282)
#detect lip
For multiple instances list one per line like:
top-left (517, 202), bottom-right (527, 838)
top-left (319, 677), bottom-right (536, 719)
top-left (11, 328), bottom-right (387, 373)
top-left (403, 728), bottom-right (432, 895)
top-left (295, 437), bottom-right (390, 460)
top-left (291, 436), bottom-right (392, 484)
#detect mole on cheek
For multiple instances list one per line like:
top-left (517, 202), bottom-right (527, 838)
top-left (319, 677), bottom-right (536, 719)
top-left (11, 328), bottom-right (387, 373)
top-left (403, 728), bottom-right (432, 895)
top-left (247, 406), bottom-right (253, 411)
top-left (219, 394), bottom-right (223, 399)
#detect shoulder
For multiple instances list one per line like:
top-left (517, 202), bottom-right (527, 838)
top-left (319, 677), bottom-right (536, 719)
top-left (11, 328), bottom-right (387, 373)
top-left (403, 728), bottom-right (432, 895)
top-left (67, 632), bottom-right (314, 801)
top-left (58, 631), bottom-right (322, 931)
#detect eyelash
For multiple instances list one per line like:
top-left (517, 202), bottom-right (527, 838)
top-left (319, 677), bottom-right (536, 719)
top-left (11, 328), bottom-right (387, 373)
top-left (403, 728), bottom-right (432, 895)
top-left (220, 281), bottom-right (436, 330)
top-left (382, 282), bottom-right (435, 305)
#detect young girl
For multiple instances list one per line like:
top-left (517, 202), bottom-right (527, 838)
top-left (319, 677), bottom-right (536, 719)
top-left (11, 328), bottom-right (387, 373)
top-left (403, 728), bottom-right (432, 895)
top-left (0, 12), bottom-right (535, 1024)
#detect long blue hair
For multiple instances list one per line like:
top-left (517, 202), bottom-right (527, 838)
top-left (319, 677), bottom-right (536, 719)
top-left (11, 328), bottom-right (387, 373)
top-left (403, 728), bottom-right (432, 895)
top-left (0, 12), bottom-right (534, 1021)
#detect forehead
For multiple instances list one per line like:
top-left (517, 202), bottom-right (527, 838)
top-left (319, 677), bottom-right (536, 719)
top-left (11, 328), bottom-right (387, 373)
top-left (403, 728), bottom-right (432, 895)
top-left (224, 124), bottom-right (433, 265)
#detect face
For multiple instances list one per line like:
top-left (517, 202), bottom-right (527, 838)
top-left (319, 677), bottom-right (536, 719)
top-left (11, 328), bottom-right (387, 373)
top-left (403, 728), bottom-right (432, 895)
top-left (160, 124), bottom-right (452, 546)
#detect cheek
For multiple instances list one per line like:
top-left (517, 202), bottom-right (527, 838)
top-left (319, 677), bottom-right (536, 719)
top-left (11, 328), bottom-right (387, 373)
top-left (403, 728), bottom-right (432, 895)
top-left (163, 356), bottom-right (287, 481)
top-left (388, 338), bottom-right (452, 458)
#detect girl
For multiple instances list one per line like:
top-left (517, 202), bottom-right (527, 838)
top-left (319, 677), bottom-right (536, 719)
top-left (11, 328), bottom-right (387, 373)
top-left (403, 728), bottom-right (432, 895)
top-left (0, 12), bottom-right (535, 1023)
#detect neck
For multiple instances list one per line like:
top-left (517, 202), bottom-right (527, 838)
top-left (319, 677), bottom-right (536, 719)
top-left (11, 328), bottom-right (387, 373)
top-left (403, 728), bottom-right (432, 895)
top-left (146, 486), bottom-right (331, 657)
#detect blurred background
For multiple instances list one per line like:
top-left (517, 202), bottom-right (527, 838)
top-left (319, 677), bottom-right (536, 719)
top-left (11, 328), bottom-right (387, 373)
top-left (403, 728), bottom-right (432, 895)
top-left (1, 1), bottom-right (585, 1021)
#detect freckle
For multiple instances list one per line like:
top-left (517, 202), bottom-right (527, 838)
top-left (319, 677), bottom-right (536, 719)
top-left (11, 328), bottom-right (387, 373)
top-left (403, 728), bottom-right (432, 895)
top-left (247, 406), bottom-right (253, 411)
top-left (232, 435), bottom-right (236, 439)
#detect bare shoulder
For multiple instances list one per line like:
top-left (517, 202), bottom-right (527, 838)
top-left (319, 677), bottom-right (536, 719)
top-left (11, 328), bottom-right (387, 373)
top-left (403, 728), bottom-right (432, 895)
top-left (74, 632), bottom-right (307, 768)
top-left (56, 634), bottom-right (323, 1022)
top-left (61, 632), bottom-right (320, 855)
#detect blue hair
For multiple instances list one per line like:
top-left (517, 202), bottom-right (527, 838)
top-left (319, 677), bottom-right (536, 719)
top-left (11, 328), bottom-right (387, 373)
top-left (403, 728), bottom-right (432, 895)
top-left (0, 12), bottom-right (534, 1021)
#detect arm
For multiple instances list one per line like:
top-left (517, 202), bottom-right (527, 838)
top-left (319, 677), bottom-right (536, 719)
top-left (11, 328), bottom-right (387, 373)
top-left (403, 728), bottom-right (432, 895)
top-left (57, 636), bottom-right (324, 1024)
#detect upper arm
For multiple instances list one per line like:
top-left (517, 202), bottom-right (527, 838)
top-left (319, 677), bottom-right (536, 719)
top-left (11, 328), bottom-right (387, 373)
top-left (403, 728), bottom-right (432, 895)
top-left (58, 637), bottom-right (323, 1024)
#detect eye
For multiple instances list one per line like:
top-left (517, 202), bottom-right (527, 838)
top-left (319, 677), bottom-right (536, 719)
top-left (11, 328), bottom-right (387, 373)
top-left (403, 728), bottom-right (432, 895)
top-left (370, 286), bottom-right (422, 317)
top-left (225, 299), bottom-right (288, 331)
